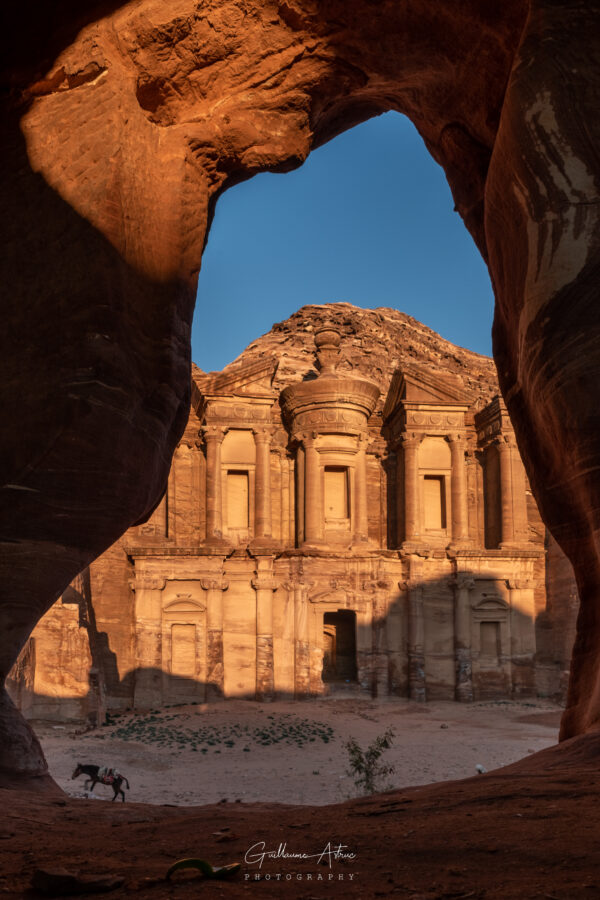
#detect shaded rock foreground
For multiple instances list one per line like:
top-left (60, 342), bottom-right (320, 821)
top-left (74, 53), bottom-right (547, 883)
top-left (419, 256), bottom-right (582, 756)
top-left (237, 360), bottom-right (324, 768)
top-left (2, 733), bottom-right (600, 898)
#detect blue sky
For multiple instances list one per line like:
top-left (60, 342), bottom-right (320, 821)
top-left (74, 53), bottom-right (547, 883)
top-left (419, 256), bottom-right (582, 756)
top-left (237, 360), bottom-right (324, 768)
top-left (192, 111), bottom-right (494, 373)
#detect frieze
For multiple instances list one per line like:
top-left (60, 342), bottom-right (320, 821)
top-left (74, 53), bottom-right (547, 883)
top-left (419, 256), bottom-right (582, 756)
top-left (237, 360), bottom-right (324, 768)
top-left (206, 404), bottom-right (272, 423)
top-left (295, 408), bottom-right (365, 429)
top-left (406, 411), bottom-right (464, 428)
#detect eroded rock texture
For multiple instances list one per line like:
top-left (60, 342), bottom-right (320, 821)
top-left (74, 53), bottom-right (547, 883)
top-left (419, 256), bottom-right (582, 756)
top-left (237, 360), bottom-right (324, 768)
top-left (1, 0), bottom-right (598, 780)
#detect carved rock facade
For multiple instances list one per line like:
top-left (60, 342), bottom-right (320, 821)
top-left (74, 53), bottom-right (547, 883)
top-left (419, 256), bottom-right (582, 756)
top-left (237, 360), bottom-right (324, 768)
top-left (11, 308), bottom-right (574, 716)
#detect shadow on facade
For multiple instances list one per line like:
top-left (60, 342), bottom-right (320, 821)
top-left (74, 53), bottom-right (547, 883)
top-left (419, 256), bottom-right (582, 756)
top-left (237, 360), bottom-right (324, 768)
top-left (8, 565), bottom-right (548, 728)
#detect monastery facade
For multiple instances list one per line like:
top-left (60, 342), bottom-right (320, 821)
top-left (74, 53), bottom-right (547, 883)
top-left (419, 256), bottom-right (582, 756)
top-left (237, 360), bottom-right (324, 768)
top-left (10, 316), bottom-right (563, 721)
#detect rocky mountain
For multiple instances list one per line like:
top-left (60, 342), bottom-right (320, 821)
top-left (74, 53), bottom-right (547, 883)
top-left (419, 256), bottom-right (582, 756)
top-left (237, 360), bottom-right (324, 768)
top-left (196, 302), bottom-right (499, 414)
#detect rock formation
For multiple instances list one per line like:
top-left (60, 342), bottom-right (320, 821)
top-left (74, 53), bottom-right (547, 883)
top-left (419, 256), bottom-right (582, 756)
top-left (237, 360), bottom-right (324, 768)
top-left (1, 2), bottom-right (599, 783)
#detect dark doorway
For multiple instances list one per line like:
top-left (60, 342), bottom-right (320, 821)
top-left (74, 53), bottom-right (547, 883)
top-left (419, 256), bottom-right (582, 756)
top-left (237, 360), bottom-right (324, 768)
top-left (322, 610), bottom-right (357, 683)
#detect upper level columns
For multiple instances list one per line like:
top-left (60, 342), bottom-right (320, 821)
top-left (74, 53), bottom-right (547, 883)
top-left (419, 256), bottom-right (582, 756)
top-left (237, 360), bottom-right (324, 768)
top-left (303, 432), bottom-right (323, 545)
top-left (401, 434), bottom-right (421, 546)
top-left (253, 428), bottom-right (273, 540)
top-left (448, 434), bottom-right (470, 547)
top-left (496, 436), bottom-right (516, 548)
top-left (354, 435), bottom-right (369, 543)
top-left (203, 425), bottom-right (227, 542)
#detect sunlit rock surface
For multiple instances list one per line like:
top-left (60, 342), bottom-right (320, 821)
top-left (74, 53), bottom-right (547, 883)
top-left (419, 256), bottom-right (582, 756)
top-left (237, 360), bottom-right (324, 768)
top-left (1, 0), bottom-right (599, 780)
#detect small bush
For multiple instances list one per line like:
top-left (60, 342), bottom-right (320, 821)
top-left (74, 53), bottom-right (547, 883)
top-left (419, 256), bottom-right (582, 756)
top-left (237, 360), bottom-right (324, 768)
top-left (345, 727), bottom-right (396, 794)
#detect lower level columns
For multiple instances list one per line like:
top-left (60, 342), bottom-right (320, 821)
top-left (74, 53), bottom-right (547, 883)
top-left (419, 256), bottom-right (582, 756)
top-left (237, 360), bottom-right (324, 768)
top-left (401, 579), bottom-right (426, 701)
top-left (452, 576), bottom-right (474, 702)
top-left (252, 561), bottom-right (278, 700)
top-left (201, 577), bottom-right (228, 700)
top-left (294, 582), bottom-right (311, 698)
top-left (133, 575), bottom-right (166, 708)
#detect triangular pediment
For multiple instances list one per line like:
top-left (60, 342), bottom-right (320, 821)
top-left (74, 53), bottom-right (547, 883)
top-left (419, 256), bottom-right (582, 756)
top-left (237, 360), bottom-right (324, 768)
top-left (384, 367), bottom-right (467, 418)
top-left (192, 358), bottom-right (278, 411)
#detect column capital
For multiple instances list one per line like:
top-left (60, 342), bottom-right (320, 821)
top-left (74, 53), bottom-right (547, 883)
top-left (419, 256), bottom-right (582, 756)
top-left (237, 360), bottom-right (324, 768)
top-left (506, 578), bottom-right (534, 590)
top-left (447, 433), bottom-right (467, 446)
top-left (200, 578), bottom-right (229, 592)
top-left (252, 577), bottom-right (279, 592)
top-left (399, 432), bottom-right (423, 449)
top-left (132, 574), bottom-right (166, 591)
top-left (450, 576), bottom-right (475, 591)
top-left (398, 579), bottom-right (422, 593)
top-left (493, 433), bottom-right (516, 450)
top-left (252, 426), bottom-right (275, 443)
top-left (201, 424), bottom-right (228, 442)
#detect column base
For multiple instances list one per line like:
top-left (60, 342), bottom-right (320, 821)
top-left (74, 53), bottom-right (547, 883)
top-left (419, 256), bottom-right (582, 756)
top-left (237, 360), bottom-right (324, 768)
top-left (447, 539), bottom-right (474, 551)
top-left (300, 539), bottom-right (329, 552)
top-left (200, 536), bottom-right (233, 553)
top-left (249, 537), bottom-right (280, 555)
top-left (401, 540), bottom-right (423, 552)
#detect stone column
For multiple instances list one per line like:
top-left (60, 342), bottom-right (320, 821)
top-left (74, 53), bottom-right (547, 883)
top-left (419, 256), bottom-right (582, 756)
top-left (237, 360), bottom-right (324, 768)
top-left (401, 434), bottom-right (421, 546)
top-left (400, 579), bottom-right (426, 701)
top-left (497, 436), bottom-right (515, 548)
top-left (133, 574), bottom-right (166, 709)
top-left (507, 578), bottom-right (536, 695)
top-left (280, 453), bottom-right (291, 546)
top-left (395, 448), bottom-right (404, 549)
top-left (295, 443), bottom-right (305, 546)
top-left (364, 579), bottom-right (391, 697)
top-left (354, 435), bottom-right (369, 543)
top-left (448, 435), bottom-right (470, 546)
top-left (203, 426), bottom-right (226, 542)
top-left (200, 577), bottom-right (228, 700)
top-left (253, 428), bottom-right (272, 540)
top-left (294, 581), bottom-right (311, 698)
top-left (510, 445), bottom-right (530, 544)
top-left (303, 432), bottom-right (323, 544)
top-left (452, 576), bottom-right (474, 702)
top-left (252, 566), bottom-right (278, 701)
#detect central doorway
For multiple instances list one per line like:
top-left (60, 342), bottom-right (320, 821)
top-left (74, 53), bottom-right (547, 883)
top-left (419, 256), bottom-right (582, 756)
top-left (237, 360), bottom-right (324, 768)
top-left (322, 610), bottom-right (357, 683)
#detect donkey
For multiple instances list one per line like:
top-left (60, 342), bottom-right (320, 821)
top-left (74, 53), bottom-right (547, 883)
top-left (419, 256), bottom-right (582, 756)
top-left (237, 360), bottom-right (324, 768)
top-left (72, 763), bottom-right (130, 802)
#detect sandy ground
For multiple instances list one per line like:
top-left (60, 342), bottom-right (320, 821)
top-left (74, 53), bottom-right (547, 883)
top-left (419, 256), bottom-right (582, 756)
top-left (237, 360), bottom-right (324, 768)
top-left (37, 697), bottom-right (562, 806)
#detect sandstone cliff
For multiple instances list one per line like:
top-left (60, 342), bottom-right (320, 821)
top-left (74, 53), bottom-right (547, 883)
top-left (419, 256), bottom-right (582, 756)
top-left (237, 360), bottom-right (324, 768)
top-left (202, 302), bottom-right (499, 410)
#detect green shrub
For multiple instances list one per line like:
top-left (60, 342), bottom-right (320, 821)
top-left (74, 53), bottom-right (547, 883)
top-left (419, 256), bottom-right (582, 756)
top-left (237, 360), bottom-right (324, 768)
top-left (344, 727), bottom-right (395, 794)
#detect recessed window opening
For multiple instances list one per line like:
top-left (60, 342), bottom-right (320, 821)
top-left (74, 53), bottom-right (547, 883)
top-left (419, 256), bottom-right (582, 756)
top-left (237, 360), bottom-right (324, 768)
top-left (324, 466), bottom-right (349, 520)
top-left (170, 624), bottom-right (196, 678)
top-left (227, 470), bottom-right (249, 529)
top-left (423, 475), bottom-right (446, 530)
top-left (480, 621), bottom-right (501, 663)
top-left (322, 610), bottom-right (357, 683)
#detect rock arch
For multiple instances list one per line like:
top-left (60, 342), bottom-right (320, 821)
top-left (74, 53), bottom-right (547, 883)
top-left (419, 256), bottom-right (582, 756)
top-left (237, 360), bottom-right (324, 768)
top-left (1, 1), bottom-right (599, 783)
